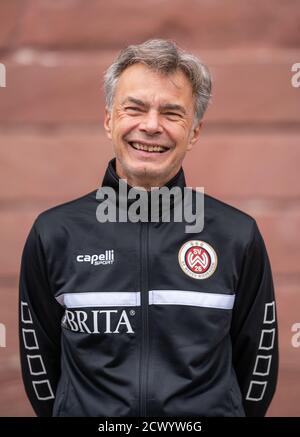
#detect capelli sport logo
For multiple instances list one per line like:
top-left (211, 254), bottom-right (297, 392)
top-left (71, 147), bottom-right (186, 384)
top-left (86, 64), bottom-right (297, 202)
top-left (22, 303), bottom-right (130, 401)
top-left (76, 250), bottom-right (114, 265)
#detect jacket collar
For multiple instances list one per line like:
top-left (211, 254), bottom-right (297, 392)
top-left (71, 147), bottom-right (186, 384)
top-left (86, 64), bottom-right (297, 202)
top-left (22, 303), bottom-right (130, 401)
top-left (99, 157), bottom-right (187, 216)
top-left (101, 157), bottom-right (186, 194)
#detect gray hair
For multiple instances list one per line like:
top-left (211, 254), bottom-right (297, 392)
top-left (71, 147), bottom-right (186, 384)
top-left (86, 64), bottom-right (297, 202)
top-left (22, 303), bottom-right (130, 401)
top-left (103, 39), bottom-right (212, 125)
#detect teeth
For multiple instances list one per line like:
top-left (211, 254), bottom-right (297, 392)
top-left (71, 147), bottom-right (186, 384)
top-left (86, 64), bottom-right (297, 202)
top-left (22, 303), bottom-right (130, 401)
top-left (131, 142), bottom-right (167, 153)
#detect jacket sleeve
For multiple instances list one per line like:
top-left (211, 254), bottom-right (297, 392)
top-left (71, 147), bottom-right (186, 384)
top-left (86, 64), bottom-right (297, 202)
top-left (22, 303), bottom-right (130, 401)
top-left (230, 220), bottom-right (279, 417)
top-left (19, 220), bottom-right (64, 417)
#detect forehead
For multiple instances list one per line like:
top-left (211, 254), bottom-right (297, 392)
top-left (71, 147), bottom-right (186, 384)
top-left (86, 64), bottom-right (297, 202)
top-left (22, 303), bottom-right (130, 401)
top-left (114, 63), bottom-right (194, 106)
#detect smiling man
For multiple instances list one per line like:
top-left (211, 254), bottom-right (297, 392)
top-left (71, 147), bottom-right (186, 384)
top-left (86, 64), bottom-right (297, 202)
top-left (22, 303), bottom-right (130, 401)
top-left (19, 39), bottom-right (278, 418)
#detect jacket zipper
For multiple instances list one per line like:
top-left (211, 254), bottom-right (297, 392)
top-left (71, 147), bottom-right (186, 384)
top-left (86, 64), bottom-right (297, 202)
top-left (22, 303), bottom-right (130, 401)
top-left (139, 221), bottom-right (149, 417)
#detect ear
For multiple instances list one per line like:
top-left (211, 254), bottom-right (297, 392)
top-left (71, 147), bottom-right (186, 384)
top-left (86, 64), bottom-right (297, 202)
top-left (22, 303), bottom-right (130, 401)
top-left (104, 107), bottom-right (112, 140)
top-left (187, 121), bottom-right (203, 151)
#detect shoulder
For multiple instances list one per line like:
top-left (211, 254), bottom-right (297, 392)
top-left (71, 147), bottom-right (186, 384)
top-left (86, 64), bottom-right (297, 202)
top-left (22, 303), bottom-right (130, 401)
top-left (203, 192), bottom-right (258, 245)
top-left (33, 190), bottom-right (98, 238)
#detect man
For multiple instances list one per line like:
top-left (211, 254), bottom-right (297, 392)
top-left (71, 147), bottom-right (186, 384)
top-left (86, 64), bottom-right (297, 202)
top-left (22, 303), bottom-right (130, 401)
top-left (19, 39), bottom-right (278, 417)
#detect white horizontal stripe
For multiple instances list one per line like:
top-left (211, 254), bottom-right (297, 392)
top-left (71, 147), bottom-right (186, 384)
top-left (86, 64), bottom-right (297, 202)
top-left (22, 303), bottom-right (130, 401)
top-left (56, 291), bottom-right (141, 308)
top-left (56, 290), bottom-right (235, 310)
top-left (149, 289), bottom-right (235, 310)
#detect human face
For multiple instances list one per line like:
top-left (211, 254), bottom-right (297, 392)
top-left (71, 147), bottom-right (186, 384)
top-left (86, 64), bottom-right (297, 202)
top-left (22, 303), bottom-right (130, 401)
top-left (104, 63), bottom-right (202, 189)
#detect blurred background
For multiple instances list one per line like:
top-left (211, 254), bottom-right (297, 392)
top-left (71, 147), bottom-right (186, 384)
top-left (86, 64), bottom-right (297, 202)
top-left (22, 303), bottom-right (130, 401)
top-left (0, 0), bottom-right (299, 416)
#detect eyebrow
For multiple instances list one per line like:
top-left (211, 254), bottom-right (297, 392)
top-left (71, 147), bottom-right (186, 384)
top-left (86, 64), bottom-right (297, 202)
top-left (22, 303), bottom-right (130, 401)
top-left (122, 96), bottom-right (186, 115)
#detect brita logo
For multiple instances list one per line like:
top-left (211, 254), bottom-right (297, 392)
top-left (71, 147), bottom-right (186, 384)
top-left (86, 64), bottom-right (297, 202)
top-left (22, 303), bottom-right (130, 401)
top-left (63, 309), bottom-right (134, 334)
top-left (76, 250), bottom-right (114, 265)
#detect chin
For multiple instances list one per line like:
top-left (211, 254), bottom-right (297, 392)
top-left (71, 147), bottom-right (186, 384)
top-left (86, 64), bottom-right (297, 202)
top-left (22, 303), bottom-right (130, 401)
top-left (117, 154), bottom-right (175, 185)
top-left (131, 162), bottom-right (168, 177)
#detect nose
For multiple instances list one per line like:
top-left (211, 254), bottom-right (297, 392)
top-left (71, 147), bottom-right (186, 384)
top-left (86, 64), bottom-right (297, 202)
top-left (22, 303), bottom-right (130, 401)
top-left (139, 110), bottom-right (163, 135)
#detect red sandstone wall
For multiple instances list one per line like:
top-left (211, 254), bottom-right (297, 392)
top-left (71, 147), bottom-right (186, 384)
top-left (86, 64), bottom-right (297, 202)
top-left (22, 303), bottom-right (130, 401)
top-left (0, 0), bottom-right (299, 416)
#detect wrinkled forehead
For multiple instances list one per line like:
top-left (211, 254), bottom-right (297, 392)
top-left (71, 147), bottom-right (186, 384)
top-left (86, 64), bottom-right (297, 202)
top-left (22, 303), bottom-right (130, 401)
top-left (114, 64), bottom-right (194, 109)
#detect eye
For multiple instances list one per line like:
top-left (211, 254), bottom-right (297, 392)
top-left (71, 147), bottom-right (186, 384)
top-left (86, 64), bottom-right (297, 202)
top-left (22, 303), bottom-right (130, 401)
top-left (125, 106), bottom-right (142, 112)
top-left (164, 112), bottom-right (182, 119)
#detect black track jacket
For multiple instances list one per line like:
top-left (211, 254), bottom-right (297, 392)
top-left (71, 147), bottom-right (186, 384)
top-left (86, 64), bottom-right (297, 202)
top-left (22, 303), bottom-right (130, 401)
top-left (19, 158), bottom-right (278, 417)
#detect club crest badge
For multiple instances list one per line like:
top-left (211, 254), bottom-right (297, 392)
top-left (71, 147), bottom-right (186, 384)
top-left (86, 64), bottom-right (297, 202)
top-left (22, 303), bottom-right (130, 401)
top-left (178, 240), bottom-right (217, 280)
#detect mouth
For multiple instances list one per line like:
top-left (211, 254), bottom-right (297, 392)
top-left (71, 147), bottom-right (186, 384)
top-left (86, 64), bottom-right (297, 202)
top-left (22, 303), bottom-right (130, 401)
top-left (127, 141), bottom-right (170, 154)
